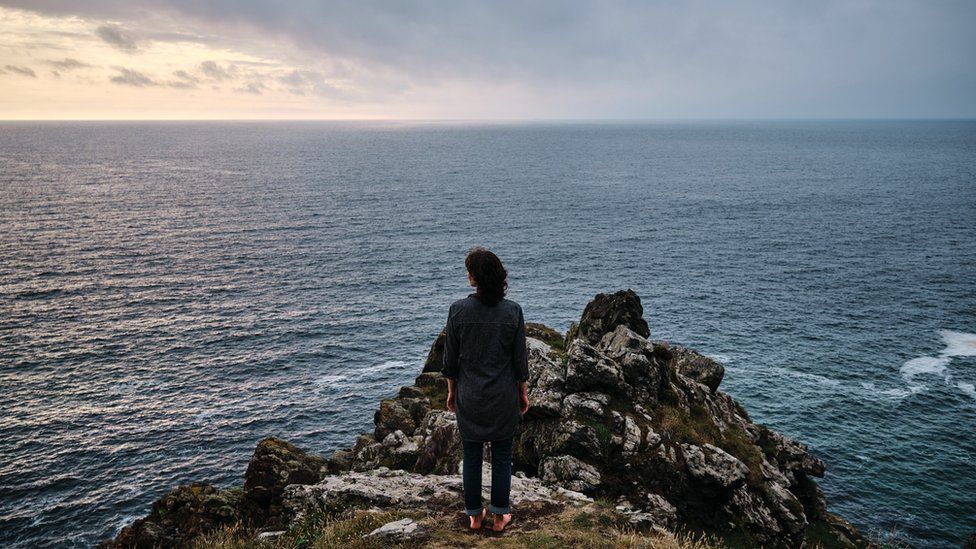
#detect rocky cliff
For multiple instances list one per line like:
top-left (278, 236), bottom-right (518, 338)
top-left (103, 290), bottom-right (867, 548)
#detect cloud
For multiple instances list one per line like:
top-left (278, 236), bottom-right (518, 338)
top-left (276, 69), bottom-right (352, 100)
top-left (200, 60), bottom-right (230, 80)
top-left (108, 67), bottom-right (203, 89)
top-left (96, 24), bottom-right (138, 52)
top-left (4, 64), bottom-right (36, 77)
top-left (2, 0), bottom-right (975, 117)
top-left (234, 81), bottom-right (266, 95)
top-left (109, 67), bottom-right (154, 86)
top-left (46, 58), bottom-right (92, 70)
top-left (172, 70), bottom-right (199, 84)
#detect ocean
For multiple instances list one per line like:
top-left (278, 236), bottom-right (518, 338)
top-left (0, 120), bottom-right (973, 547)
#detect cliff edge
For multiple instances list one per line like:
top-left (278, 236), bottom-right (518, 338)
top-left (103, 290), bottom-right (868, 548)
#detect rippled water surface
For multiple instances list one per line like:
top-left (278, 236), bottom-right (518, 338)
top-left (1, 121), bottom-right (974, 547)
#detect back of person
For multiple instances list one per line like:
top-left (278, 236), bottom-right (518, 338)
top-left (446, 294), bottom-right (525, 442)
top-left (441, 247), bottom-right (529, 532)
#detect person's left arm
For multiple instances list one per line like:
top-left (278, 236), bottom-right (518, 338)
top-left (442, 305), bottom-right (459, 412)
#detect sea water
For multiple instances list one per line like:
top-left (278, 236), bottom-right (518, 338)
top-left (1, 120), bottom-right (974, 547)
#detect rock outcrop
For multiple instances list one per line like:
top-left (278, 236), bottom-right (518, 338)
top-left (104, 289), bottom-right (866, 548)
top-left (103, 484), bottom-right (243, 548)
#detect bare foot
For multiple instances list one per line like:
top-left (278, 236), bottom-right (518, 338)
top-left (469, 508), bottom-right (486, 530)
top-left (491, 513), bottom-right (512, 532)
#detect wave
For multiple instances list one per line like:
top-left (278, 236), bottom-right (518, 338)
top-left (900, 356), bottom-right (950, 381)
top-left (900, 330), bottom-right (976, 400)
top-left (940, 330), bottom-right (976, 358)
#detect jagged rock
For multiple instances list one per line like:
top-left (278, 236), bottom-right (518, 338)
top-left (598, 325), bottom-right (664, 403)
top-left (364, 518), bottom-right (426, 541)
top-left (671, 347), bottom-right (724, 392)
top-left (599, 324), bottom-right (654, 357)
top-left (561, 391), bottom-right (610, 420)
top-left (379, 430), bottom-right (420, 470)
top-left (575, 289), bottom-right (650, 344)
top-left (645, 494), bottom-right (678, 526)
top-left (413, 410), bottom-right (462, 474)
top-left (99, 484), bottom-right (243, 548)
top-left (754, 425), bottom-right (826, 478)
top-left (421, 329), bottom-right (446, 373)
top-left (615, 494), bottom-right (678, 530)
top-left (242, 437), bottom-right (329, 528)
top-left (540, 455), bottom-right (602, 493)
top-left (681, 443), bottom-right (749, 489)
top-left (565, 339), bottom-right (628, 395)
top-left (643, 424), bottom-right (662, 448)
top-left (373, 397), bottom-right (418, 440)
top-left (107, 289), bottom-right (862, 549)
top-left (552, 420), bottom-right (604, 458)
top-left (524, 338), bottom-right (566, 417)
top-left (622, 414), bottom-right (643, 455)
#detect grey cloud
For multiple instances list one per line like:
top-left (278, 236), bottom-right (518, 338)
top-left (200, 60), bottom-right (230, 80)
top-left (46, 58), bottom-right (92, 70)
top-left (276, 69), bottom-right (352, 100)
top-left (173, 70), bottom-right (199, 84)
top-left (234, 81), bottom-right (266, 95)
top-left (109, 67), bottom-right (201, 89)
top-left (109, 68), bottom-right (154, 86)
top-left (142, 30), bottom-right (212, 44)
top-left (4, 65), bottom-right (37, 77)
top-left (166, 80), bottom-right (196, 89)
top-left (5, 0), bottom-right (976, 117)
top-left (96, 24), bottom-right (138, 52)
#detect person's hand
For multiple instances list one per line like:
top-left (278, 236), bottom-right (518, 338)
top-left (446, 390), bottom-right (456, 413)
top-left (519, 387), bottom-right (530, 415)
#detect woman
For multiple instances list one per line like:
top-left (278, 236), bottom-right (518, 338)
top-left (442, 247), bottom-right (530, 532)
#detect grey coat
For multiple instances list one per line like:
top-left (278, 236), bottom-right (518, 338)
top-left (441, 294), bottom-right (529, 442)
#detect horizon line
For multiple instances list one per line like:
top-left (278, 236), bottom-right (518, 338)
top-left (1, 116), bottom-right (974, 123)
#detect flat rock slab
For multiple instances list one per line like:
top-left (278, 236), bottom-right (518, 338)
top-left (364, 517), bottom-right (425, 541)
top-left (283, 467), bottom-right (591, 521)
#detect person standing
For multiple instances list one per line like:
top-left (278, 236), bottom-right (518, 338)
top-left (442, 247), bottom-right (530, 532)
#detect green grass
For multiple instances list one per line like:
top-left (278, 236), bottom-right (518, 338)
top-left (655, 404), bottom-right (767, 487)
top-left (526, 322), bottom-right (565, 352)
top-left (194, 500), bottom-right (731, 549)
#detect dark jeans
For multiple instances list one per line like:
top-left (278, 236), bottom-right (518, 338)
top-left (461, 436), bottom-right (513, 516)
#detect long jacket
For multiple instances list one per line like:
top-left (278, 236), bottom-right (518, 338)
top-left (442, 294), bottom-right (529, 442)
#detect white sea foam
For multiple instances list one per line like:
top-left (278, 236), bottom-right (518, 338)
top-left (363, 359), bottom-right (409, 374)
top-left (900, 330), bottom-right (976, 383)
top-left (314, 374), bottom-right (348, 385)
top-left (861, 381), bottom-right (925, 401)
top-left (940, 330), bottom-right (976, 358)
top-left (900, 356), bottom-right (950, 381)
top-left (957, 382), bottom-right (976, 400)
top-left (880, 385), bottom-right (926, 399)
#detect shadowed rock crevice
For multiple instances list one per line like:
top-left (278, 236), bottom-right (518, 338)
top-left (103, 289), bottom-right (867, 548)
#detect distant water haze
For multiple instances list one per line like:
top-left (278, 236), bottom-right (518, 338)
top-left (0, 120), bottom-right (974, 547)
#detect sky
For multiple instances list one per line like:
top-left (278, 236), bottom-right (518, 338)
top-left (0, 1), bottom-right (973, 120)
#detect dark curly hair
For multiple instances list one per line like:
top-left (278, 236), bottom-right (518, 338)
top-left (465, 247), bottom-right (508, 306)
